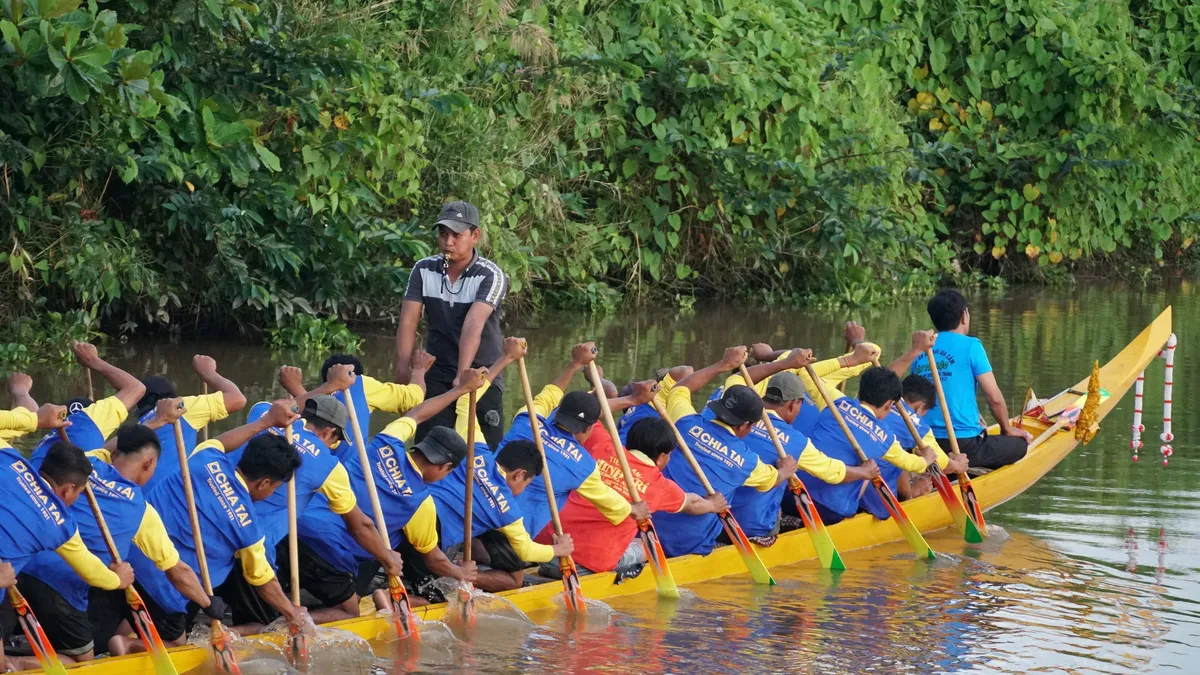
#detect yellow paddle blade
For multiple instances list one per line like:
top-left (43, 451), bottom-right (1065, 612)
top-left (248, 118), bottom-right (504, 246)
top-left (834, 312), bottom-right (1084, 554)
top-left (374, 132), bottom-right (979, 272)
top-left (718, 511), bottom-right (775, 585)
top-left (871, 479), bottom-right (936, 559)
top-left (789, 479), bottom-right (846, 571)
top-left (638, 521), bottom-right (681, 599)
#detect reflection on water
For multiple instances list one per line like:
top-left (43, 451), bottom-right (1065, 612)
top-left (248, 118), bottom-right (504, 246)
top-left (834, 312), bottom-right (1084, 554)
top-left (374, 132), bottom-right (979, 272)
top-left (15, 282), bottom-right (1200, 673)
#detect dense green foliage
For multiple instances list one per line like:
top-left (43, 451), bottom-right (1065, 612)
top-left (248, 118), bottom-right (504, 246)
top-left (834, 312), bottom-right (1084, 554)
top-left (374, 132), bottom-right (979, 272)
top-left (1, 0), bottom-right (1197, 359)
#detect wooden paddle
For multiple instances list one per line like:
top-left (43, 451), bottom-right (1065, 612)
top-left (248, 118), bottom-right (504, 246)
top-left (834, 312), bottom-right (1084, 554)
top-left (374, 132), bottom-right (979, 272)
top-left (516, 355), bottom-right (586, 613)
top-left (804, 366), bottom-right (936, 560)
top-left (283, 423), bottom-right (309, 671)
top-left (457, 390), bottom-right (478, 625)
top-left (343, 387), bottom-right (420, 640)
top-left (55, 422), bottom-right (179, 675)
top-left (86, 368), bottom-right (95, 401)
top-left (648, 399), bottom-right (775, 585)
top-left (736, 365), bottom-right (846, 570)
top-left (586, 362), bottom-right (681, 598)
top-left (172, 421), bottom-right (241, 674)
top-left (6, 583), bottom-right (68, 675)
top-left (923, 348), bottom-right (989, 537)
top-left (870, 358), bottom-right (983, 543)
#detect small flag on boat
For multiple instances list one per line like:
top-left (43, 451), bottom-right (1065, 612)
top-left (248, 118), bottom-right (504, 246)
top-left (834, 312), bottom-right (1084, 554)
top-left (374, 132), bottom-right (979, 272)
top-left (1075, 361), bottom-right (1101, 444)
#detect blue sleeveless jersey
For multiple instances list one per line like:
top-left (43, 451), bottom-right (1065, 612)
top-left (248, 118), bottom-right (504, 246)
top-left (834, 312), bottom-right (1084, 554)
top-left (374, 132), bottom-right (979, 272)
top-left (730, 413), bottom-right (808, 537)
top-left (861, 401), bottom-right (928, 520)
top-left (428, 445), bottom-right (523, 550)
top-left (803, 397), bottom-right (894, 518)
top-left (24, 455), bottom-right (146, 610)
top-left (138, 409), bottom-right (199, 493)
top-left (32, 401), bottom-right (106, 456)
top-left (502, 410), bottom-right (597, 537)
top-left (654, 413), bottom-right (758, 556)
top-left (135, 445), bottom-right (265, 613)
top-left (299, 428), bottom-right (425, 574)
top-left (332, 378), bottom-right (371, 464)
top-left (793, 399), bottom-right (820, 436)
top-left (0, 448), bottom-right (78, 604)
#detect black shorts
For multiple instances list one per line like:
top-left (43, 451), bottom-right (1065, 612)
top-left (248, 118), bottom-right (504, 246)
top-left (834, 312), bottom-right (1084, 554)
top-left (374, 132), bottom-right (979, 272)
top-left (15, 574), bottom-right (93, 657)
top-left (0, 595), bottom-right (16, 642)
top-left (938, 433), bottom-right (1028, 470)
top-left (87, 584), bottom-right (193, 648)
top-left (215, 556), bottom-right (282, 627)
top-left (276, 539), bottom-right (357, 610)
top-left (477, 530), bottom-right (524, 573)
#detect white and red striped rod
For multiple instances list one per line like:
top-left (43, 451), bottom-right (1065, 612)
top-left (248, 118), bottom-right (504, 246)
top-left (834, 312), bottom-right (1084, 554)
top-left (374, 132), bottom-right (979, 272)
top-left (1131, 370), bottom-right (1145, 462)
top-left (1160, 333), bottom-right (1176, 466)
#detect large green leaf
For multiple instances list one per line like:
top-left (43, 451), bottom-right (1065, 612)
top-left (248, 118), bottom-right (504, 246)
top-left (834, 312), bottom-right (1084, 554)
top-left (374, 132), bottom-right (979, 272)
top-left (61, 63), bottom-right (88, 102)
top-left (71, 42), bottom-right (110, 68)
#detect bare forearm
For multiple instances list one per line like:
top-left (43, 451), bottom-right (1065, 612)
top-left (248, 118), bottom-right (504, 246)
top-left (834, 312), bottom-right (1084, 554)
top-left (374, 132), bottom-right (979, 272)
top-left (987, 396), bottom-right (1014, 433)
top-left (201, 372), bottom-right (246, 412)
top-left (404, 385), bottom-right (468, 426)
top-left (345, 511), bottom-right (392, 565)
top-left (457, 325), bottom-right (484, 376)
top-left (551, 362), bottom-right (584, 392)
top-left (165, 562), bottom-right (209, 607)
top-left (743, 358), bottom-right (792, 385)
top-left (394, 303), bottom-right (422, 383)
top-left (680, 493), bottom-right (713, 515)
top-left (605, 395), bottom-right (641, 413)
top-left (422, 549), bottom-right (466, 581)
top-left (675, 363), bottom-right (727, 394)
top-left (253, 578), bottom-right (298, 620)
top-left (486, 354), bottom-right (518, 383)
top-left (10, 391), bottom-right (36, 413)
top-left (409, 368), bottom-right (429, 394)
top-left (887, 348), bottom-right (921, 378)
top-left (215, 417), bottom-right (273, 452)
top-left (92, 360), bottom-right (145, 410)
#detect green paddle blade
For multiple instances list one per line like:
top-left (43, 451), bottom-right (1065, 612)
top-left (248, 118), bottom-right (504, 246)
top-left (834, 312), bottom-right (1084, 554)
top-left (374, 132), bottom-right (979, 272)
top-left (719, 511), bottom-right (775, 585)
top-left (791, 481), bottom-right (847, 571)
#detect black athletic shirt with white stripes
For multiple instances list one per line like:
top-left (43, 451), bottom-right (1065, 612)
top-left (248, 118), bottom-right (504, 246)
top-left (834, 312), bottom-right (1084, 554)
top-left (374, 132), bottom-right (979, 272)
top-left (404, 252), bottom-right (507, 388)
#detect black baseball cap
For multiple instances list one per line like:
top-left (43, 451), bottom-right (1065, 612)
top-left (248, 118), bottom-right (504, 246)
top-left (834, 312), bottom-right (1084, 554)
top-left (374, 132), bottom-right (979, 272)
top-left (554, 391), bottom-right (601, 434)
top-left (434, 200), bottom-right (480, 234)
top-left (413, 426), bottom-right (469, 466)
top-left (705, 384), bottom-right (764, 426)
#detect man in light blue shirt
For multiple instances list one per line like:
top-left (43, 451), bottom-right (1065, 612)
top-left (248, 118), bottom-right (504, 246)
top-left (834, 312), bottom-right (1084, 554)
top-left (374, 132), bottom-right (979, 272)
top-left (891, 289), bottom-right (1031, 470)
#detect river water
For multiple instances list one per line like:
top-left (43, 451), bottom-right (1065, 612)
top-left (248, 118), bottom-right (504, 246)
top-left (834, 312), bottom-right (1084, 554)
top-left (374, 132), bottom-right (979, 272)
top-left (13, 283), bottom-right (1199, 673)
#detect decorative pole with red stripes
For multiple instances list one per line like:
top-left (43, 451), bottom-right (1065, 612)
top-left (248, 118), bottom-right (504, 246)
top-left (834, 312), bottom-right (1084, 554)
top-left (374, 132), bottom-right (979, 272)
top-left (1131, 370), bottom-right (1145, 462)
top-left (1159, 333), bottom-right (1176, 466)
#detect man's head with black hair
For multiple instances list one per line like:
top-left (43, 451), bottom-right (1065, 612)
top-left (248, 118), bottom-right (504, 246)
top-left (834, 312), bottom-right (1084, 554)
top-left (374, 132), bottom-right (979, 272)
top-left (857, 366), bottom-right (902, 414)
top-left (928, 289), bottom-right (969, 333)
top-left (133, 375), bottom-right (177, 421)
top-left (113, 424), bottom-right (162, 486)
top-left (495, 440), bottom-right (543, 496)
top-left (40, 441), bottom-right (94, 506)
top-left (625, 418), bottom-right (676, 469)
top-left (321, 353), bottom-right (365, 385)
top-left (237, 434), bottom-right (302, 501)
top-left (901, 374), bottom-right (937, 417)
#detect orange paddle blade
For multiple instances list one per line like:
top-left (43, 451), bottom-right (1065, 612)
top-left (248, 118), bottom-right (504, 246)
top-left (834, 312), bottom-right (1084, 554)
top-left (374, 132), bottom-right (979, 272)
top-left (638, 520), bottom-right (681, 598)
top-left (870, 478), bottom-right (935, 559)
top-left (11, 590), bottom-right (69, 675)
top-left (559, 556), bottom-right (587, 613)
top-left (928, 465), bottom-right (984, 543)
top-left (788, 479), bottom-right (846, 570)
top-left (717, 510), bottom-right (775, 585)
top-left (287, 619), bottom-right (310, 671)
top-left (388, 576), bottom-right (421, 640)
top-left (456, 580), bottom-right (477, 626)
top-left (124, 587), bottom-right (178, 675)
top-left (210, 620), bottom-right (242, 675)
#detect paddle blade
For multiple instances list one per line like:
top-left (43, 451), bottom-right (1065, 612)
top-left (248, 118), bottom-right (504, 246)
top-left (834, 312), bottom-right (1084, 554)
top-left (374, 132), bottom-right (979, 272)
top-left (287, 620), bottom-right (310, 672)
top-left (210, 620), bottom-right (242, 675)
top-left (718, 510), bottom-right (776, 585)
top-left (958, 475), bottom-right (989, 538)
top-left (388, 575), bottom-right (421, 641)
top-left (125, 587), bottom-right (179, 675)
top-left (637, 520), bottom-right (681, 598)
top-left (11, 593), bottom-right (69, 675)
top-left (456, 581), bottom-right (477, 627)
top-left (929, 466), bottom-right (984, 544)
top-left (871, 479), bottom-right (936, 560)
top-left (790, 480), bottom-right (846, 571)
top-left (559, 556), bottom-right (587, 613)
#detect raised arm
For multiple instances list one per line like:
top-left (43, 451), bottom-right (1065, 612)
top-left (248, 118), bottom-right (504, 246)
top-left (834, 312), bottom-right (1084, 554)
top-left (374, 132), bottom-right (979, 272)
top-left (605, 379), bottom-right (658, 413)
top-left (73, 341), bottom-right (145, 411)
top-left (740, 348), bottom-right (816, 386)
top-left (550, 342), bottom-right (597, 392)
top-left (674, 346), bottom-right (748, 394)
top-left (214, 399), bottom-right (298, 452)
top-left (408, 348), bottom-right (435, 394)
top-left (394, 298), bottom-right (424, 384)
top-left (403, 368), bottom-right (487, 427)
top-left (485, 336), bottom-right (527, 384)
top-left (8, 373), bottom-right (37, 412)
top-left (193, 355), bottom-right (247, 414)
top-left (888, 330), bottom-right (936, 378)
top-left (280, 364), bottom-right (356, 409)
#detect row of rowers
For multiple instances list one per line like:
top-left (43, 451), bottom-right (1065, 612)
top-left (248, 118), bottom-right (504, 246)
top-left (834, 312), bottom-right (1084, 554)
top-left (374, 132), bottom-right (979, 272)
top-left (0, 330), bottom-right (967, 668)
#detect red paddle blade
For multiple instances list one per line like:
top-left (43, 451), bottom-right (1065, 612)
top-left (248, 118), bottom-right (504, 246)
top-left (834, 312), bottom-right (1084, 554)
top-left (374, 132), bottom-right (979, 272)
top-left (11, 594), bottom-right (69, 675)
top-left (958, 474), bottom-right (988, 537)
top-left (928, 465), bottom-right (984, 543)
top-left (789, 479), bottom-right (846, 570)
top-left (125, 588), bottom-right (179, 675)
top-left (871, 478), bottom-right (936, 560)
top-left (388, 576), bottom-right (421, 640)
top-left (717, 510), bottom-right (775, 585)
top-left (558, 556), bottom-right (587, 613)
top-left (210, 621), bottom-right (242, 675)
top-left (638, 520), bottom-right (681, 598)
top-left (287, 619), bottom-right (310, 671)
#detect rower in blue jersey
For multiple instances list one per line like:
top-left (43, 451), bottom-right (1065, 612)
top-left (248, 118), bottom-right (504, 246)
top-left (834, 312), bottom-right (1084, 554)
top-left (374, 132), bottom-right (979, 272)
top-left (0, 376), bottom-right (134, 672)
top-left (278, 352), bottom-right (429, 464)
top-left (295, 371), bottom-right (483, 612)
top-left (127, 401), bottom-right (304, 643)
top-left (426, 341), bottom-right (574, 592)
top-left (802, 367), bottom-right (937, 526)
top-left (30, 342), bottom-right (145, 462)
top-left (132, 355), bottom-right (247, 492)
top-left (616, 365), bottom-right (692, 443)
top-left (729, 371), bottom-right (881, 544)
top-left (861, 375), bottom-right (965, 517)
top-left (23, 422), bottom-right (216, 660)
top-left (653, 346), bottom-right (796, 557)
top-left (497, 342), bottom-right (638, 541)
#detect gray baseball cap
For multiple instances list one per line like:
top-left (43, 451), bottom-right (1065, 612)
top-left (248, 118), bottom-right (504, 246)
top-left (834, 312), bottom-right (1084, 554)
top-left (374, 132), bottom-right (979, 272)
top-left (304, 395), bottom-right (349, 436)
top-left (434, 200), bottom-right (480, 233)
top-left (763, 372), bottom-right (807, 404)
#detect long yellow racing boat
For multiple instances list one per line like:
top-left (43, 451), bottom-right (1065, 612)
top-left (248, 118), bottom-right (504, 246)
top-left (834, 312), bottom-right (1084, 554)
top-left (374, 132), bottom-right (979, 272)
top-left (22, 307), bottom-right (1173, 675)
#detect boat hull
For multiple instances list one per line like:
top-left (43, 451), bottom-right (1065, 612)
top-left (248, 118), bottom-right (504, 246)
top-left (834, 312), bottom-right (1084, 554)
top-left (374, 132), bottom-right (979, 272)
top-left (29, 307), bottom-right (1171, 675)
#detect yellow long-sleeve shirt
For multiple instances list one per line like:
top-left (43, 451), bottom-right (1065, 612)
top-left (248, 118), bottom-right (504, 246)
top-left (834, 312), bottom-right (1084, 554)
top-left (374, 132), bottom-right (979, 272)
top-left (179, 391), bottom-right (229, 432)
top-left (665, 385), bottom-right (779, 492)
top-left (56, 533), bottom-right (123, 590)
top-left (0, 407), bottom-right (38, 447)
top-left (363, 375), bottom-right (425, 415)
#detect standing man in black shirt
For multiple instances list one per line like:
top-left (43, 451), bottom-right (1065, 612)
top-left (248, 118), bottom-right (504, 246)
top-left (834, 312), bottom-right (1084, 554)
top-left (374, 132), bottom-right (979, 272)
top-left (396, 200), bottom-right (508, 448)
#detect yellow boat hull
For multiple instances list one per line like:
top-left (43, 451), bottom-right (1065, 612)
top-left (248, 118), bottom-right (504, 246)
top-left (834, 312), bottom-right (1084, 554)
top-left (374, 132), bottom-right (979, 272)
top-left (27, 306), bottom-right (1172, 675)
